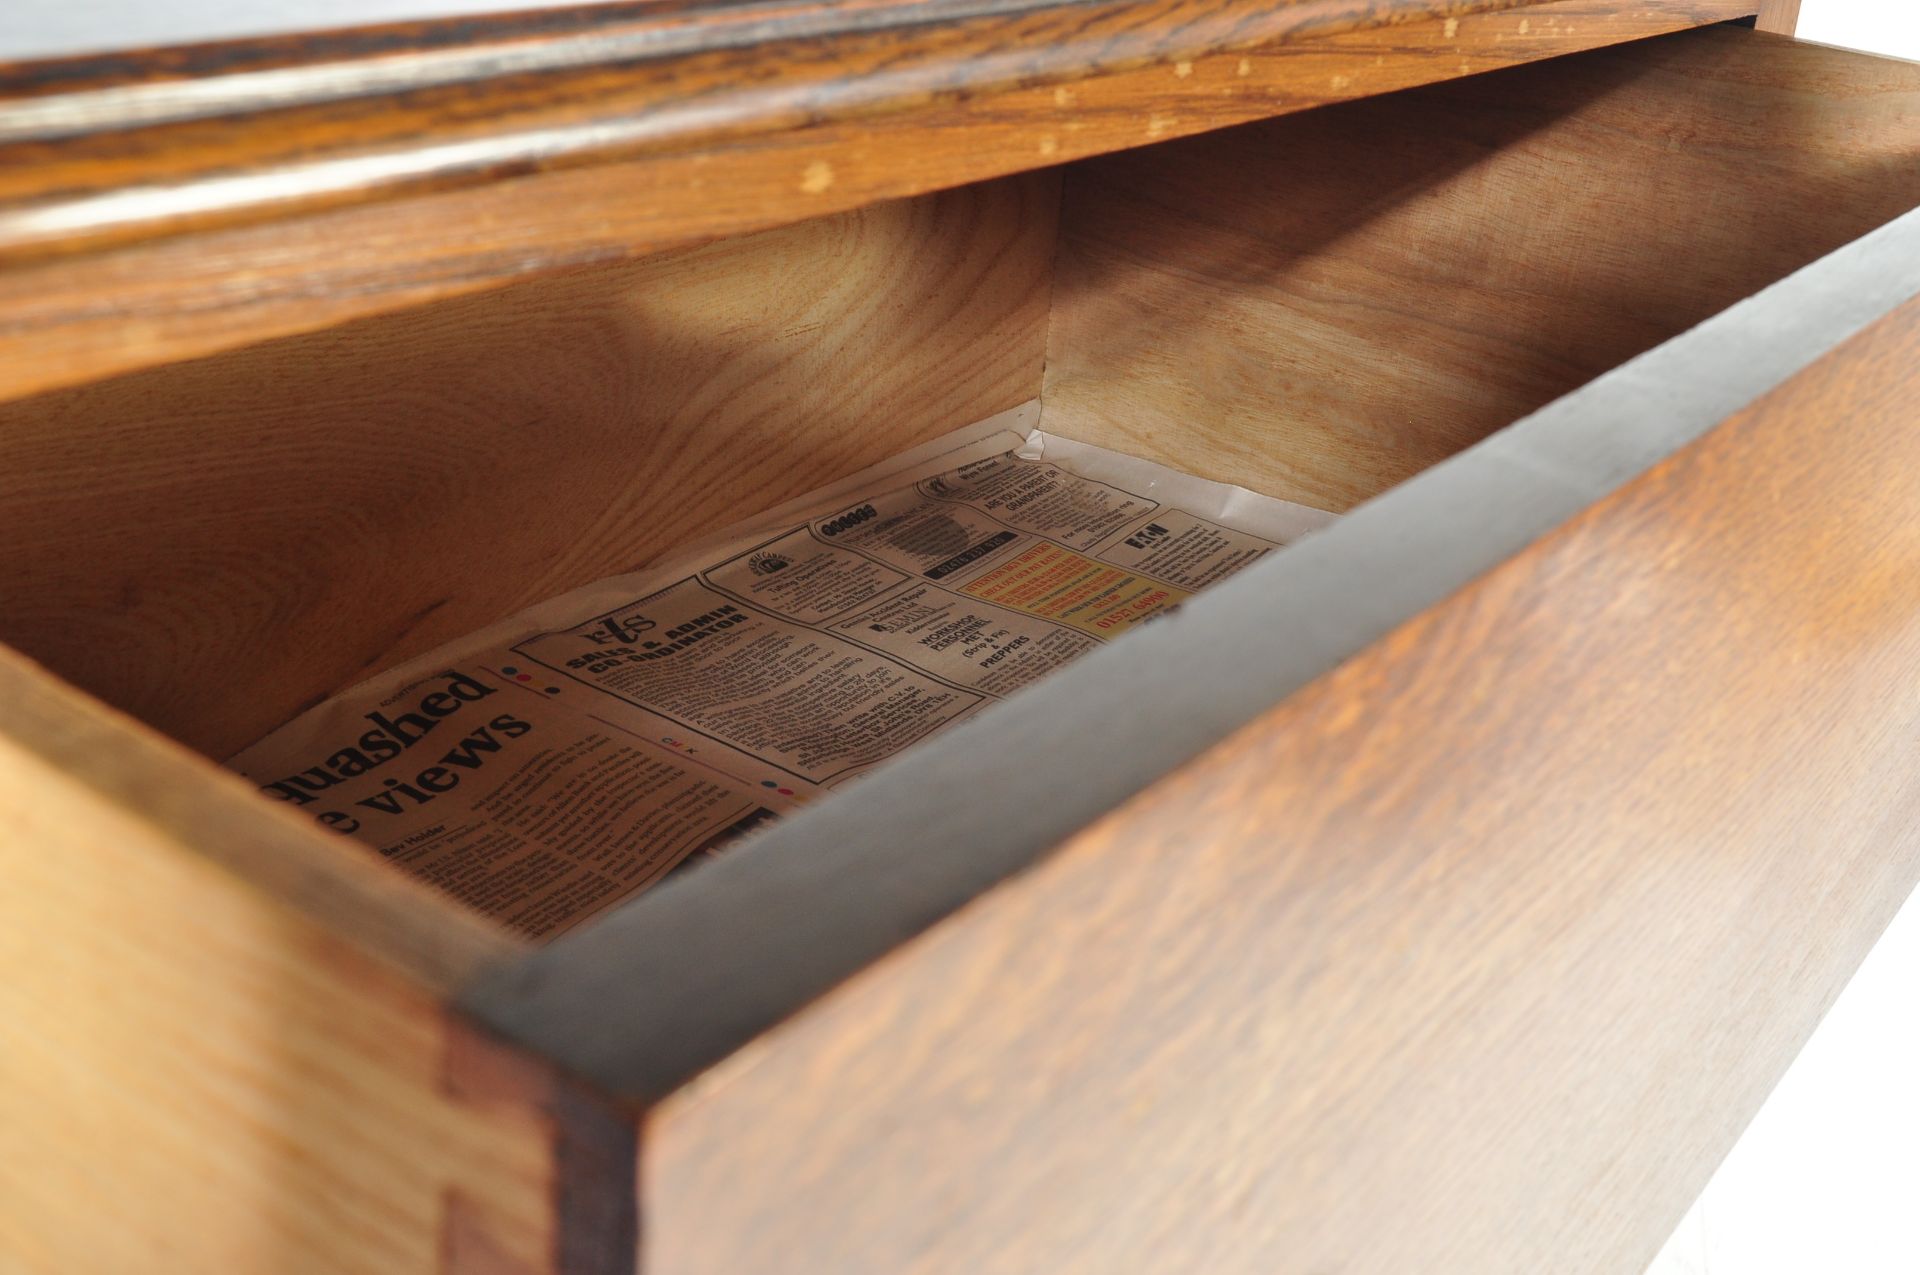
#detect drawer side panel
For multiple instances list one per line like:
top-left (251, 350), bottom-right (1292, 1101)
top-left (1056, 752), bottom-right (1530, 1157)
top-left (0, 647), bottom-right (633, 1274)
top-left (639, 258), bottom-right (1920, 1273)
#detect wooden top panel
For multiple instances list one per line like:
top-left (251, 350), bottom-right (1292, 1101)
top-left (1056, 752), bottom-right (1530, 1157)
top-left (0, 0), bottom-right (694, 62)
top-left (0, 2), bottom-right (1752, 408)
top-left (0, 0), bottom-right (1754, 268)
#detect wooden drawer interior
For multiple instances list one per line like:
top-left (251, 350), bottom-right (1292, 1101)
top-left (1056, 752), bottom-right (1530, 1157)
top-left (11, 19), bottom-right (1920, 1275)
top-left (2, 22), bottom-right (1918, 945)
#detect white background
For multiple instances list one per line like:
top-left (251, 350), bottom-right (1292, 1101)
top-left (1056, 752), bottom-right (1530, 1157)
top-left (1797, 2), bottom-right (1920, 59)
top-left (1649, 14), bottom-right (1920, 1260)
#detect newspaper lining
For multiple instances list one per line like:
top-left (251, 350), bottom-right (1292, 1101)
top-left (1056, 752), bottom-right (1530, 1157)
top-left (231, 403), bottom-right (1335, 939)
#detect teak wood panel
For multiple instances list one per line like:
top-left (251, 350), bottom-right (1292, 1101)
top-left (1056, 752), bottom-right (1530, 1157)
top-left (0, 174), bottom-right (1056, 761)
top-left (1043, 24), bottom-right (1920, 510)
top-left (0, 645), bottom-right (634, 1274)
top-left (0, 0), bottom-right (1753, 407)
top-left (633, 252), bottom-right (1920, 1275)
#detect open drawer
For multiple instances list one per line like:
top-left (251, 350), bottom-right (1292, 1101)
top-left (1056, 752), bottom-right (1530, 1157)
top-left (6, 20), bottom-right (1920, 1275)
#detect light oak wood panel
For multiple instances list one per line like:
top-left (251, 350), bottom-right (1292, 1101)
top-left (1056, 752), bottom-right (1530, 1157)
top-left (0, 0), bottom-right (1751, 407)
top-left (633, 238), bottom-right (1920, 1275)
top-left (1756, 0), bottom-right (1800, 33)
top-left (1042, 24), bottom-right (1920, 510)
top-left (0, 643), bottom-right (634, 1275)
top-left (0, 174), bottom-right (1055, 760)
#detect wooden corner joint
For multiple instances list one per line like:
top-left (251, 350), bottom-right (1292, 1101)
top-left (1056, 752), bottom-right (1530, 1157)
top-left (442, 1016), bottom-right (641, 1275)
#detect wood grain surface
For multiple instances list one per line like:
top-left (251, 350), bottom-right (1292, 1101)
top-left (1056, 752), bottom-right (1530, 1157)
top-left (0, 0), bottom-right (1737, 259)
top-left (0, 641), bottom-right (639, 1275)
top-left (0, 175), bottom-right (1055, 760)
top-left (3, 0), bottom-right (1122, 67)
top-left (1755, 0), bottom-right (1800, 33)
top-left (463, 22), bottom-right (1920, 1085)
top-left (1043, 23), bottom-right (1920, 510)
top-left (631, 236), bottom-right (1920, 1275)
top-left (0, 0), bottom-right (1752, 407)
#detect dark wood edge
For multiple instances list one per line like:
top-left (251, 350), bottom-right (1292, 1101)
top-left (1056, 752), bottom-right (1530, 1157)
top-left (551, 1073), bottom-right (641, 1274)
top-left (460, 202), bottom-right (1920, 1103)
top-left (443, 1017), bottom-right (640, 1274)
top-left (0, 0), bottom-right (1599, 264)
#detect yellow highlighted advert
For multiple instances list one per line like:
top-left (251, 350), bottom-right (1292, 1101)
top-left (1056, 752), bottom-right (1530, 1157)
top-left (960, 541), bottom-right (1191, 636)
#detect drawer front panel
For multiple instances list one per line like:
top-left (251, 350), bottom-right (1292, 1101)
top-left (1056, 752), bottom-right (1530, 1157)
top-left (634, 249), bottom-right (1920, 1275)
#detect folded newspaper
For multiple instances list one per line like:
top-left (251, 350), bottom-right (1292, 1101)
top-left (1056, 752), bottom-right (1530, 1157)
top-left (233, 404), bottom-right (1335, 938)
